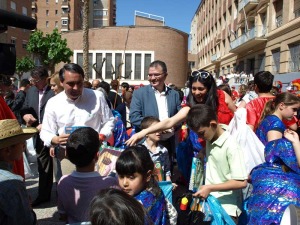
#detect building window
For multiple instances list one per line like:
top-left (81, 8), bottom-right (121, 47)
top-left (46, 0), bottom-right (49, 4)
top-left (93, 9), bottom-right (108, 17)
top-left (22, 41), bottom-right (27, 49)
top-left (46, 21), bottom-right (49, 27)
top-left (76, 53), bottom-right (93, 78)
top-left (144, 54), bottom-right (151, 80)
top-left (272, 49), bottom-right (280, 74)
top-left (62, 19), bottom-right (68, 25)
top-left (93, 20), bottom-right (103, 27)
top-left (289, 43), bottom-right (300, 72)
top-left (115, 53), bottom-right (122, 78)
top-left (10, 1), bottom-right (16, 11)
top-left (46, 10), bottom-right (49, 16)
top-left (258, 54), bottom-right (265, 72)
top-left (22, 7), bottom-right (27, 15)
top-left (125, 53), bottom-right (132, 79)
top-left (55, 21), bottom-right (58, 27)
top-left (105, 53), bottom-right (113, 79)
top-left (11, 37), bottom-right (16, 45)
top-left (95, 53), bottom-right (103, 79)
top-left (134, 54), bottom-right (141, 80)
top-left (55, 10), bottom-right (58, 15)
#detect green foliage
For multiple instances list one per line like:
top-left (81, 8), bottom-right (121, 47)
top-left (26, 29), bottom-right (73, 71)
top-left (15, 56), bottom-right (35, 76)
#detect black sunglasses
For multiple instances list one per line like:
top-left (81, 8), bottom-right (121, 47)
top-left (191, 71), bottom-right (211, 80)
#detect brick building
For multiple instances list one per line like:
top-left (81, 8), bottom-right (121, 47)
top-left (59, 12), bottom-right (189, 87)
top-left (0, 0), bottom-right (32, 58)
top-left (190, 0), bottom-right (300, 79)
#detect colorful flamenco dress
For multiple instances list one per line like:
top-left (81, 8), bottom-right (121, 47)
top-left (247, 115), bottom-right (300, 224)
top-left (135, 189), bottom-right (169, 225)
top-left (255, 115), bottom-right (286, 146)
top-left (216, 89), bottom-right (233, 125)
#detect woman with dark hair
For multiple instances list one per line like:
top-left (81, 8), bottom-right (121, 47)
top-left (126, 70), bottom-right (236, 146)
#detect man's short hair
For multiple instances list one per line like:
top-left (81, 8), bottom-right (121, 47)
top-left (32, 66), bottom-right (48, 79)
top-left (254, 71), bottom-right (274, 93)
top-left (186, 104), bottom-right (217, 130)
top-left (140, 116), bottom-right (160, 130)
top-left (121, 82), bottom-right (129, 91)
top-left (59, 63), bottom-right (84, 82)
top-left (66, 127), bottom-right (100, 168)
top-left (99, 81), bottom-right (110, 94)
top-left (20, 79), bottom-right (30, 87)
top-left (149, 60), bottom-right (167, 74)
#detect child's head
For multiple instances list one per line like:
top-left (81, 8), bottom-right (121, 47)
top-left (89, 188), bottom-right (148, 225)
top-left (116, 145), bottom-right (157, 196)
top-left (141, 116), bottom-right (161, 142)
top-left (186, 104), bottom-right (218, 141)
top-left (0, 119), bottom-right (37, 163)
top-left (66, 127), bottom-right (100, 168)
top-left (254, 71), bottom-right (274, 93)
top-left (260, 92), bottom-right (300, 122)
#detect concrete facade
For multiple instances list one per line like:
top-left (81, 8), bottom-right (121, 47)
top-left (60, 25), bottom-right (189, 87)
top-left (190, 0), bottom-right (300, 79)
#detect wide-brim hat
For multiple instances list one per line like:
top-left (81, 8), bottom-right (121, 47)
top-left (0, 119), bottom-right (38, 149)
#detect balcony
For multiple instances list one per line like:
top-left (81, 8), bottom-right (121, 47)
top-left (230, 25), bottom-right (267, 53)
top-left (238, 0), bottom-right (258, 13)
top-left (31, 12), bottom-right (36, 19)
top-left (61, 0), bottom-right (69, 9)
top-left (61, 11), bottom-right (69, 20)
top-left (211, 53), bottom-right (221, 63)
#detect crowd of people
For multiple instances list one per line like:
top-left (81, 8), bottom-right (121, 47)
top-left (0, 60), bottom-right (300, 225)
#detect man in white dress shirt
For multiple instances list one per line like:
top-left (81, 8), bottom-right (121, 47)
top-left (40, 63), bottom-right (115, 168)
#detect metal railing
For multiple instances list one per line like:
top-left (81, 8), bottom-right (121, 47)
top-left (276, 15), bottom-right (283, 28)
top-left (230, 25), bottom-right (264, 50)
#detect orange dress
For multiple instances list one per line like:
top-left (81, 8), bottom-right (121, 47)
top-left (0, 96), bottom-right (25, 178)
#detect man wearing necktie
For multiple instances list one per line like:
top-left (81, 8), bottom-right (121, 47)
top-left (21, 67), bottom-right (55, 206)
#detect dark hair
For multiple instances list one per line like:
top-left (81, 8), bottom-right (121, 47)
top-left (116, 145), bottom-right (161, 196)
top-left (83, 80), bottom-right (92, 89)
top-left (218, 84), bottom-right (231, 96)
top-left (20, 79), bottom-right (30, 87)
top-left (186, 104), bottom-right (217, 131)
top-left (110, 80), bottom-right (119, 90)
top-left (177, 89), bottom-right (184, 102)
top-left (66, 127), bottom-right (100, 168)
top-left (254, 71), bottom-right (274, 93)
top-left (99, 81), bottom-right (110, 94)
top-left (121, 82), bottom-right (129, 91)
top-left (140, 116), bottom-right (160, 130)
top-left (149, 60), bottom-right (167, 74)
top-left (59, 63), bottom-right (85, 82)
top-left (187, 70), bottom-right (219, 112)
top-left (259, 92), bottom-right (300, 124)
top-left (89, 188), bottom-right (151, 225)
top-left (32, 66), bottom-right (48, 79)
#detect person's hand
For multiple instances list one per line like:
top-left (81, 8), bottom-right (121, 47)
top-left (51, 134), bottom-right (70, 145)
top-left (192, 185), bottom-right (211, 199)
top-left (49, 147), bottom-right (55, 158)
top-left (284, 129), bottom-right (300, 144)
top-left (172, 183), bottom-right (178, 190)
top-left (23, 114), bottom-right (37, 127)
top-left (125, 132), bottom-right (144, 146)
top-left (36, 124), bottom-right (42, 132)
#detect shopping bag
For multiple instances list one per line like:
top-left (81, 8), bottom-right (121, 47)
top-left (158, 181), bottom-right (173, 202)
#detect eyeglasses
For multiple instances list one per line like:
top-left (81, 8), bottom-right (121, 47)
top-left (31, 78), bottom-right (41, 83)
top-left (148, 73), bottom-right (164, 78)
top-left (191, 71), bottom-right (211, 80)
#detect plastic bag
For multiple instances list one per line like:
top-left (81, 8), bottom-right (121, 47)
top-left (206, 195), bottom-right (235, 225)
top-left (158, 181), bottom-right (173, 203)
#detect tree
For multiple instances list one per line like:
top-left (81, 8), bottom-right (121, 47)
top-left (26, 29), bottom-right (73, 73)
top-left (15, 56), bottom-right (35, 81)
top-left (82, 0), bottom-right (89, 80)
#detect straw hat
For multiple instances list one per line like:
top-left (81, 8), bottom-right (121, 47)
top-left (0, 119), bottom-right (38, 149)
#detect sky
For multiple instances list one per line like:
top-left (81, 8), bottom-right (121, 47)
top-left (116, 1), bottom-right (200, 34)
